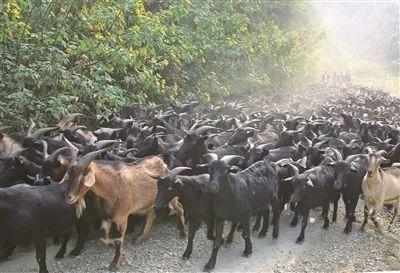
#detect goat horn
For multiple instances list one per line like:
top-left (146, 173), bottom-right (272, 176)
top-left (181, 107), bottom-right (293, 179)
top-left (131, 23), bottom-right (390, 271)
top-left (287, 163), bottom-right (300, 178)
top-left (329, 146), bottom-right (343, 161)
top-left (120, 148), bottom-right (138, 157)
top-left (94, 140), bottom-right (120, 150)
top-left (313, 139), bottom-right (328, 149)
top-left (47, 147), bottom-right (71, 163)
top-left (241, 119), bottom-right (260, 127)
top-left (26, 118), bottom-right (36, 138)
top-left (168, 167), bottom-right (192, 179)
top-left (376, 150), bottom-right (388, 158)
top-left (63, 136), bottom-right (79, 163)
top-left (363, 147), bottom-right (374, 154)
top-left (193, 126), bottom-right (219, 136)
top-left (78, 143), bottom-right (117, 170)
top-left (31, 127), bottom-right (59, 141)
top-left (203, 153), bottom-right (218, 163)
top-left (220, 155), bottom-right (245, 166)
top-left (41, 140), bottom-right (49, 159)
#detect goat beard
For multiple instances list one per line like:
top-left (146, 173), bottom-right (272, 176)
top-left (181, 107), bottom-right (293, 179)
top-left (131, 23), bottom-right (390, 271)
top-left (75, 198), bottom-right (86, 219)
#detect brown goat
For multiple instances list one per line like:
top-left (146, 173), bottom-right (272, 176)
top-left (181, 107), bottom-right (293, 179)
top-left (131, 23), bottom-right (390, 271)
top-left (168, 196), bottom-right (187, 237)
top-left (0, 132), bottom-right (22, 157)
top-left (64, 149), bottom-right (166, 271)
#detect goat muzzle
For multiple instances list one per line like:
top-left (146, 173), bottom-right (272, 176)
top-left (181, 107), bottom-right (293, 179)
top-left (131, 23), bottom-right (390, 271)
top-left (66, 194), bottom-right (78, 204)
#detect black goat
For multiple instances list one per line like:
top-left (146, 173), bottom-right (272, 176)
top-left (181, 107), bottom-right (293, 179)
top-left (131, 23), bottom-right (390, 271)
top-left (0, 183), bottom-right (85, 273)
top-left (204, 155), bottom-right (280, 271)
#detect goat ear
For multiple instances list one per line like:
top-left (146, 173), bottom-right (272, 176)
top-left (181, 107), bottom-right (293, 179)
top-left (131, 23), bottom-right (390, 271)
top-left (83, 169), bottom-right (96, 188)
top-left (319, 149), bottom-right (325, 154)
top-left (327, 161), bottom-right (336, 167)
top-left (307, 179), bottom-right (314, 187)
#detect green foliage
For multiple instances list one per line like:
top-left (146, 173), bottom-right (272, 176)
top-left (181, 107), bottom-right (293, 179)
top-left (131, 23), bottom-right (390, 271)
top-left (1, 0), bottom-right (323, 130)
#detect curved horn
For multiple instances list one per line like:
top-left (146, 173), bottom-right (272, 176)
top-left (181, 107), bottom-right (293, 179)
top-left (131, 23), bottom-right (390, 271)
top-left (203, 153), bottom-right (218, 163)
top-left (220, 155), bottom-right (245, 166)
top-left (376, 150), bottom-right (388, 158)
top-left (193, 126), bottom-right (219, 136)
top-left (26, 118), bottom-right (36, 138)
top-left (120, 148), bottom-right (138, 157)
top-left (41, 140), bottom-right (49, 159)
top-left (241, 119), bottom-right (260, 128)
top-left (329, 146), bottom-right (343, 161)
top-left (168, 167), bottom-right (192, 179)
top-left (363, 146), bottom-right (374, 154)
top-left (94, 140), bottom-right (120, 150)
top-left (31, 127), bottom-right (59, 141)
top-left (313, 139), bottom-right (328, 149)
top-left (78, 143), bottom-right (117, 170)
top-left (47, 147), bottom-right (71, 162)
top-left (63, 136), bottom-right (79, 163)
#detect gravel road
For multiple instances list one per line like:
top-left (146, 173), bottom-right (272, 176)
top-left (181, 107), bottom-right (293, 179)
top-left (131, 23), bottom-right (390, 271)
top-left (1, 200), bottom-right (399, 273)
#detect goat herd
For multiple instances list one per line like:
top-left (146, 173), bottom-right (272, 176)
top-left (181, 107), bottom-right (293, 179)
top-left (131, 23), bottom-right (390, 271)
top-left (0, 85), bottom-right (399, 273)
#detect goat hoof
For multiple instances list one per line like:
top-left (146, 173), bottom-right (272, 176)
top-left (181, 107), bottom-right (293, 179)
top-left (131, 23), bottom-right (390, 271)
top-left (109, 263), bottom-right (121, 272)
top-left (272, 232), bottom-right (279, 239)
top-left (226, 237), bottom-right (233, 244)
top-left (182, 253), bottom-right (190, 260)
top-left (69, 249), bottom-right (81, 257)
top-left (179, 231), bottom-right (186, 238)
top-left (296, 237), bottom-right (304, 244)
top-left (258, 232), bottom-right (266, 238)
top-left (252, 226), bottom-right (260, 232)
top-left (290, 220), bottom-right (298, 227)
top-left (343, 228), bottom-right (351, 234)
top-left (55, 253), bottom-right (64, 260)
top-left (323, 225), bottom-right (329, 230)
top-left (242, 250), bottom-right (252, 257)
top-left (207, 235), bottom-right (215, 241)
top-left (203, 262), bottom-right (215, 272)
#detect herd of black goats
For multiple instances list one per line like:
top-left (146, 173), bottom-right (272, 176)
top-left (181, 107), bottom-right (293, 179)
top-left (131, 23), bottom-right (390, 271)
top-left (0, 84), bottom-right (399, 273)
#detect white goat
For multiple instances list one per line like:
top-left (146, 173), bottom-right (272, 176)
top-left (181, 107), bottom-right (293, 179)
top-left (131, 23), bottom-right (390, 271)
top-left (361, 150), bottom-right (400, 232)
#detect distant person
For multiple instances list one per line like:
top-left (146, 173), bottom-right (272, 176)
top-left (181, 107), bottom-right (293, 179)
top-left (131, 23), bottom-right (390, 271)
top-left (321, 71), bottom-right (329, 86)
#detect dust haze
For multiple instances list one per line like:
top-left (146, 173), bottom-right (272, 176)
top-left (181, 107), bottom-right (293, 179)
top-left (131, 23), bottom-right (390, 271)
top-left (313, 1), bottom-right (399, 96)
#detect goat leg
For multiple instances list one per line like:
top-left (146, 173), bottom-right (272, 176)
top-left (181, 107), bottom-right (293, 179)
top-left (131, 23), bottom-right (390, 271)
top-left (290, 204), bottom-right (300, 227)
top-left (226, 221), bottom-right (238, 243)
top-left (258, 209), bottom-right (269, 238)
top-left (70, 220), bottom-right (90, 257)
top-left (332, 199), bottom-right (338, 223)
top-left (134, 209), bottom-right (156, 244)
top-left (343, 196), bottom-right (358, 234)
top-left (35, 239), bottom-right (48, 273)
top-left (271, 197), bottom-right (280, 238)
top-left (252, 213), bottom-right (261, 232)
top-left (322, 203), bottom-right (330, 229)
top-left (371, 205), bottom-right (383, 233)
top-left (296, 208), bottom-right (309, 243)
top-left (182, 219), bottom-right (201, 260)
top-left (388, 205), bottom-right (399, 231)
top-left (360, 205), bottom-right (368, 232)
top-left (203, 219), bottom-right (224, 272)
top-left (109, 219), bottom-right (127, 272)
top-left (206, 219), bottom-right (215, 241)
top-left (55, 233), bottom-right (70, 259)
top-left (241, 217), bottom-right (252, 257)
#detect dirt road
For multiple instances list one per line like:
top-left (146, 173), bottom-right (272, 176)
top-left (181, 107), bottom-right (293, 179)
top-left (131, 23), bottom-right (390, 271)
top-left (1, 203), bottom-right (399, 273)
